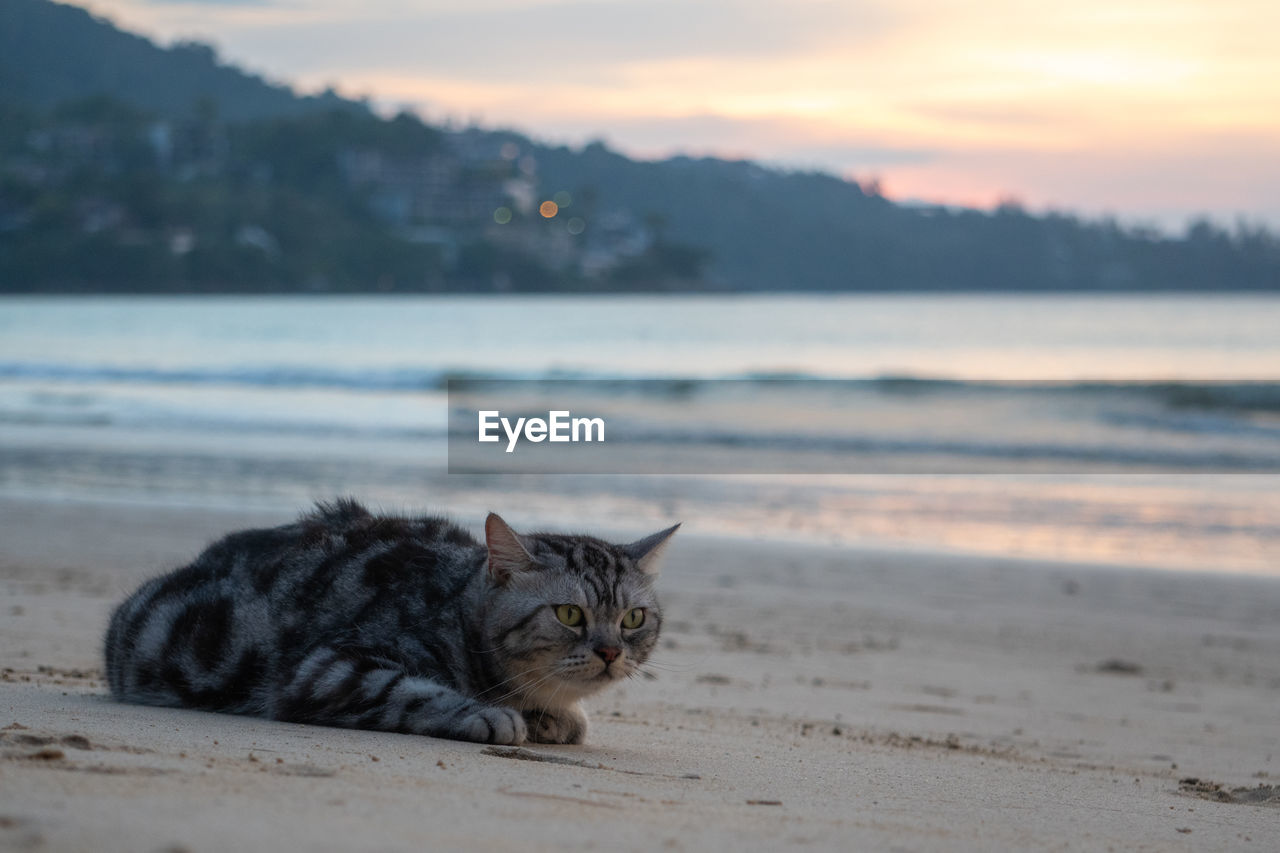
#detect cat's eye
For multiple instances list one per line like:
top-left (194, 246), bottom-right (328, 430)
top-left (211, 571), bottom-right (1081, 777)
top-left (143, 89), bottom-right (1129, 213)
top-left (555, 604), bottom-right (584, 627)
top-left (621, 608), bottom-right (646, 629)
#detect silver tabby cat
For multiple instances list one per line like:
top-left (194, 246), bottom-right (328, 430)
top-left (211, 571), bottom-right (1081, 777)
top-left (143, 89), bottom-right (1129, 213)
top-left (104, 500), bottom-right (677, 745)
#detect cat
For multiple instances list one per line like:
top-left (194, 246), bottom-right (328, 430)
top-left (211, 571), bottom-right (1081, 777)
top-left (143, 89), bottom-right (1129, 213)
top-left (104, 499), bottom-right (677, 745)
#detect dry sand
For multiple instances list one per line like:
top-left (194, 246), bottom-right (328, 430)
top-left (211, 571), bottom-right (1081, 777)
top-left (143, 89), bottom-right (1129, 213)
top-left (1, 495), bottom-right (1278, 851)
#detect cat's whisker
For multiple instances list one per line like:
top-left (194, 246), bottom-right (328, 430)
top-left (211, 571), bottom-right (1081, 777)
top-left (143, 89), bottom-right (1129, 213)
top-left (639, 653), bottom-right (709, 672)
top-left (633, 660), bottom-right (697, 673)
top-left (472, 662), bottom-right (547, 699)
top-left (485, 667), bottom-right (564, 707)
top-left (530, 678), bottom-right (568, 735)
top-left (477, 669), bottom-right (549, 704)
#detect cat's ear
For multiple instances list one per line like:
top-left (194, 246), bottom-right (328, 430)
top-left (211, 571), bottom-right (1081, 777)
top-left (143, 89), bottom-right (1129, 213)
top-left (485, 513), bottom-right (536, 584)
top-left (623, 523), bottom-right (680, 576)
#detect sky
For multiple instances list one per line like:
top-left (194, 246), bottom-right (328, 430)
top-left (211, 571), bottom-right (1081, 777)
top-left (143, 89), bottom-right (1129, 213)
top-left (80, 0), bottom-right (1280, 231)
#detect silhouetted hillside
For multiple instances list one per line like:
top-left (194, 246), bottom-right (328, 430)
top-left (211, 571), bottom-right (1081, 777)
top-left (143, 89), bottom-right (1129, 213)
top-left (532, 144), bottom-right (1279, 291)
top-left (0, 0), bottom-right (356, 121)
top-left (1, 0), bottom-right (1277, 292)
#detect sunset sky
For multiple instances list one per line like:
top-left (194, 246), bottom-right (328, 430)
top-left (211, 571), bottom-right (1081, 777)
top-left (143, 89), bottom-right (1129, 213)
top-left (80, 0), bottom-right (1280, 230)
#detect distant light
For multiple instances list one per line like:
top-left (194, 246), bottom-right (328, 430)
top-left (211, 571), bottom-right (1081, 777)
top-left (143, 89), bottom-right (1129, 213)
top-left (566, 217), bottom-right (585, 235)
top-left (539, 200), bottom-right (559, 218)
top-left (493, 206), bottom-right (512, 224)
top-left (553, 190), bottom-right (572, 208)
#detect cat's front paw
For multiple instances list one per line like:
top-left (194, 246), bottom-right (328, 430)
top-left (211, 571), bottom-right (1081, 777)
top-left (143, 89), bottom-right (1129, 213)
top-left (456, 704), bottom-right (527, 745)
top-left (523, 703), bottom-right (588, 745)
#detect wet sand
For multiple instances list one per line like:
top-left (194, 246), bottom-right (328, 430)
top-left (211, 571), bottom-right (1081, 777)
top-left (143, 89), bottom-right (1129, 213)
top-left (1, 496), bottom-right (1278, 851)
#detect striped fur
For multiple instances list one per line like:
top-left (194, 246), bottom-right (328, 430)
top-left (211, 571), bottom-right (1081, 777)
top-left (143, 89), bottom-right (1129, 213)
top-left (104, 499), bottom-right (676, 745)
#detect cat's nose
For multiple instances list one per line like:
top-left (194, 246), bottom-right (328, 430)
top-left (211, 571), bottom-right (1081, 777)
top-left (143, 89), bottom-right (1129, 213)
top-left (594, 646), bottom-right (621, 665)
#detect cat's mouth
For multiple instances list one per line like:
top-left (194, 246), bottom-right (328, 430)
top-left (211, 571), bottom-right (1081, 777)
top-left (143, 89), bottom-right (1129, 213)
top-left (594, 662), bottom-right (630, 682)
top-left (566, 665), bottom-right (621, 686)
top-left (549, 657), bottom-right (629, 689)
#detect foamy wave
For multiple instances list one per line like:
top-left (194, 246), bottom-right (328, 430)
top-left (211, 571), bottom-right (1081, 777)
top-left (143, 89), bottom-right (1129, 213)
top-left (4, 359), bottom-right (1279, 409)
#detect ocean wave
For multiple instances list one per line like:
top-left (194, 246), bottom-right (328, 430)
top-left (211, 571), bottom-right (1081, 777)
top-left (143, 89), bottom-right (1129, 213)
top-left (4, 360), bottom-right (1280, 414)
top-left (0, 361), bottom-right (479, 392)
top-left (0, 405), bottom-right (446, 441)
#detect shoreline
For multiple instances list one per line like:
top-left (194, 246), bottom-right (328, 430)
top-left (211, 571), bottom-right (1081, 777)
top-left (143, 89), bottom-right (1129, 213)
top-left (2, 480), bottom-right (1277, 580)
top-left (2, 495), bottom-right (1278, 850)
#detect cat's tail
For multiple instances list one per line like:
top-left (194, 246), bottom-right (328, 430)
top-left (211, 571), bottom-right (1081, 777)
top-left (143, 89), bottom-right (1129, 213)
top-left (103, 575), bottom-right (162, 701)
top-left (103, 563), bottom-right (271, 716)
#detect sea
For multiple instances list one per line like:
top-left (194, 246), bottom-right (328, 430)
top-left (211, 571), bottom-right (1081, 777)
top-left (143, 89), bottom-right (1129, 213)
top-left (1, 294), bottom-right (1278, 575)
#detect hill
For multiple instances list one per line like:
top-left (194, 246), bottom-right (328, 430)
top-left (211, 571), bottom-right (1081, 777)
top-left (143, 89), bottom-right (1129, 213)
top-left (1, 0), bottom-right (1277, 292)
top-left (531, 144), bottom-right (1279, 291)
top-left (0, 0), bottom-right (354, 121)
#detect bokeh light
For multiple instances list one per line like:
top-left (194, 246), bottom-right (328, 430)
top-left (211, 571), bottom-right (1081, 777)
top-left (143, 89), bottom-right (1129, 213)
top-left (493, 206), bottom-right (512, 224)
top-left (539, 200), bottom-right (559, 218)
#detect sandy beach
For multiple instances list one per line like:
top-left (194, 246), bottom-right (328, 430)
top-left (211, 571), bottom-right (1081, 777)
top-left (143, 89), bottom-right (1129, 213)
top-left (1, 495), bottom-right (1278, 851)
